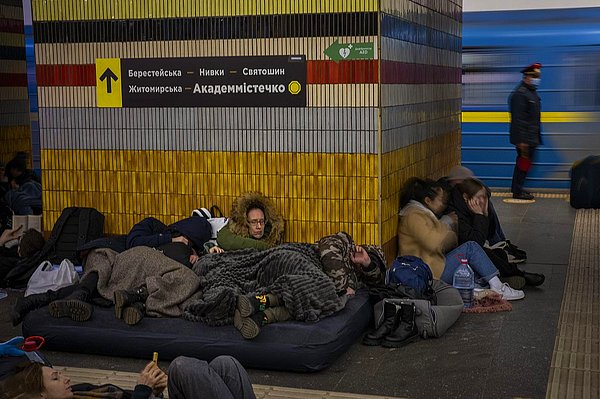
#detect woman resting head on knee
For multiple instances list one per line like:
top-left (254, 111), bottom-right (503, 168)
top-left (398, 177), bottom-right (524, 301)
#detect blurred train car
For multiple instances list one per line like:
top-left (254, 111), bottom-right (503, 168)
top-left (462, 5), bottom-right (600, 189)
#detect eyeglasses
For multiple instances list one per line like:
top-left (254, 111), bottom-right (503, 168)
top-left (248, 219), bottom-right (266, 226)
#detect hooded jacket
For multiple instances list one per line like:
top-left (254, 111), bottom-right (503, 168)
top-left (217, 192), bottom-right (285, 251)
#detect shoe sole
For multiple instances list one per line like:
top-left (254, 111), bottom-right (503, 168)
top-left (507, 257), bottom-right (526, 264)
top-left (233, 309), bottom-right (260, 339)
top-left (49, 300), bottom-right (93, 322)
top-left (500, 276), bottom-right (527, 290)
top-left (113, 291), bottom-right (126, 319)
top-left (362, 336), bottom-right (384, 346)
top-left (237, 295), bottom-right (255, 318)
top-left (122, 306), bottom-right (143, 325)
top-left (381, 334), bottom-right (420, 348)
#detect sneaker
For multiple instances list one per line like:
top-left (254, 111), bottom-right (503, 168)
top-left (512, 192), bottom-right (534, 200)
top-left (492, 283), bottom-right (525, 301)
top-left (499, 275), bottom-right (526, 290)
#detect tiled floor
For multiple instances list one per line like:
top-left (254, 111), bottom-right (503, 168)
top-left (546, 209), bottom-right (600, 399)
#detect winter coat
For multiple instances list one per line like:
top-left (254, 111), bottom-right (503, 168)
top-left (397, 201), bottom-right (457, 279)
top-left (509, 81), bottom-right (542, 146)
top-left (217, 192), bottom-right (284, 251)
top-left (126, 216), bottom-right (211, 252)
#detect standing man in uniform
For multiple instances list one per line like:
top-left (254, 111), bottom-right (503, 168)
top-left (509, 62), bottom-right (542, 200)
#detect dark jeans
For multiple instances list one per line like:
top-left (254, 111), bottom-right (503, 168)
top-left (511, 145), bottom-right (537, 194)
top-left (167, 356), bottom-right (256, 399)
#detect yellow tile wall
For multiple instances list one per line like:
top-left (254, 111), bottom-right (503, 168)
top-left (0, 126), bottom-right (31, 165)
top-left (41, 149), bottom-right (380, 245)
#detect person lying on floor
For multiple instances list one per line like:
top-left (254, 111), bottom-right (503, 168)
top-left (11, 244), bottom-right (202, 327)
top-left (216, 192), bottom-right (285, 251)
top-left (439, 165), bottom-right (528, 264)
top-left (0, 352), bottom-right (256, 399)
top-left (398, 177), bottom-right (525, 301)
top-left (446, 177), bottom-right (544, 288)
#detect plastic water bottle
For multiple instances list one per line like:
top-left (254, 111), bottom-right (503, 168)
top-left (453, 259), bottom-right (474, 308)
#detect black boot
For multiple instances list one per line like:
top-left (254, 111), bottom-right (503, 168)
top-left (382, 302), bottom-right (420, 348)
top-left (363, 301), bottom-right (399, 346)
top-left (11, 290), bottom-right (60, 326)
top-left (522, 271), bottom-right (545, 287)
top-left (122, 302), bottom-right (145, 326)
top-left (114, 286), bottom-right (149, 319)
top-left (48, 288), bottom-right (93, 322)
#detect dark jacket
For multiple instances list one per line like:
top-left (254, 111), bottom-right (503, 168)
top-left (446, 186), bottom-right (496, 247)
top-left (127, 216), bottom-right (211, 253)
top-left (509, 81), bottom-right (542, 146)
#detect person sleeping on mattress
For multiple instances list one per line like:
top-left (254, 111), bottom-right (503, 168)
top-left (216, 191), bottom-right (285, 251)
top-left (190, 232), bottom-right (386, 340)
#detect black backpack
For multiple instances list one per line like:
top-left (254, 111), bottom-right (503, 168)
top-left (570, 155), bottom-right (600, 209)
top-left (2, 207), bottom-right (105, 288)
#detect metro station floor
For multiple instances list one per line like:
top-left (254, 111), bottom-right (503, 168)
top-left (0, 195), bottom-right (589, 399)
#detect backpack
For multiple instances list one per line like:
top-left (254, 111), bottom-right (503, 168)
top-left (386, 255), bottom-right (434, 298)
top-left (191, 205), bottom-right (228, 240)
top-left (2, 207), bottom-right (105, 288)
top-left (570, 155), bottom-right (600, 209)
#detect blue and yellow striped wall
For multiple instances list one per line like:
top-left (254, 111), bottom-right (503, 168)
top-left (0, 0), bottom-right (30, 164)
top-left (33, 0), bottom-right (462, 260)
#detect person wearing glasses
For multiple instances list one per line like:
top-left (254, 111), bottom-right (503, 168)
top-left (216, 192), bottom-right (285, 251)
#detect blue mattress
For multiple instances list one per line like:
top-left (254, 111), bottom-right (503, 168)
top-left (22, 290), bottom-right (372, 372)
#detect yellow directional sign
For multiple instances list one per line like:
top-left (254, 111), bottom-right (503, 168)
top-left (96, 58), bottom-right (122, 108)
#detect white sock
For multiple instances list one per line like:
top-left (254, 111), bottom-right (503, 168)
top-left (488, 276), bottom-right (503, 290)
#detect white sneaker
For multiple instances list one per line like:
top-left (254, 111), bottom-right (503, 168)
top-left (492, 283), bottom-right (525, 301)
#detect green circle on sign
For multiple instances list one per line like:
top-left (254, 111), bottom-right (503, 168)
top-left (288, 81), bottom-right (301, 95)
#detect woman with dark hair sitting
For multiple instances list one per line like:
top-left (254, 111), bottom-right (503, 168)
top-left (447, 177), bottom-right (544, 288)
top-left (397, 177), bottom-right (524, 301)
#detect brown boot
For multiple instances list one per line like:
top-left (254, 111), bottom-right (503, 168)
top-left (233, 306), bottom-right (290, 340)
top-left (114, 286), bottom-right (148, 319)
top-left (122, 302), bottom-right (145, 326)
top-left (236, 293), bottom-right (281, 318)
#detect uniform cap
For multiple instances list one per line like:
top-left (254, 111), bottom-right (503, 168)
top-left (520, 63), bottom-right (542, 76)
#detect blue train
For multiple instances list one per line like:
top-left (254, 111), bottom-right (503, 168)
top-left (462, 6), bottom-right (600, 189)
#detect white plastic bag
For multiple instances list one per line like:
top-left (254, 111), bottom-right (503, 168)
top-left (192, 206), bottom-right (229, 239)
top-left (25, 259), bottom-right (80, 297)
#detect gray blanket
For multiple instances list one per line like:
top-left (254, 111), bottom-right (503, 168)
top-left (183, 243), bottom-right (345, 326)
top-left (84, 247), bottom-right (201, 317)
